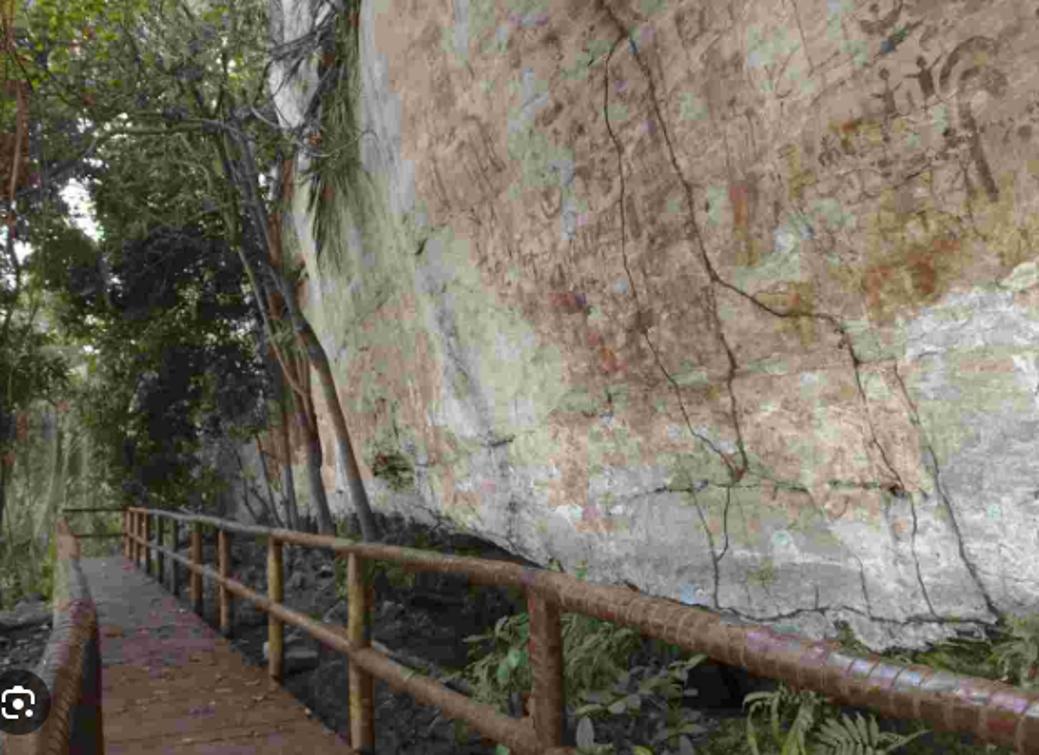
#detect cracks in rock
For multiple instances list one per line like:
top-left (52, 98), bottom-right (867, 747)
top-left (845, 350), bottom-right (911, 496)
top-left (600, 9), bottom-right (745, 486)
top-left (854, 555), bottom-right (874, 619)
top-left (921, 434), bottom-right (1000, 618)
top-left (684, 484), bottom-right (733, 610)
top-left (600, 18), bottom-right (739, 614)
top-left (892, 363), bottom-right (1000, 621)
top-left (722, 600), bottom-right (997, 630)
top-left (822, 411), bottom-right (938, 617)
top-left (597, 2), bottom-right (913, 497)
top-left (504, 496), bottom-right (522, 553)
top-left (906, 491), bottom-right (938, 617)
top-left (688, 487), bottom-right (720, 609)
top-left (600, 3), bottom-right (752, 485)
top-left (716, 486), bottom-right (732, 609)
top-left (590, 2), bottom-right (1004, 631)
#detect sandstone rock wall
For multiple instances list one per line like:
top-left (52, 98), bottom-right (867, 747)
top-left (265, 0), bottom-right (1039, 649)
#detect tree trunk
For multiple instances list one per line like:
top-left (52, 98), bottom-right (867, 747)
top-left (292, 380), bottom-right (334, 535)
top-left (274, 274), bottom-right (379, 542)
top-left (228, 124), bottom-right (379, 542)
top-left (276, 387), bottom-right (300, 530)
top-left (254, 435), bottom-right (284, 528)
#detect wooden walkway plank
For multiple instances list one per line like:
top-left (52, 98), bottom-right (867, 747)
top-left (79, 557), bottom-right (352, 754)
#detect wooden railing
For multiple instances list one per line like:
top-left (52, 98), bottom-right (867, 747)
top-left (4, 519), bottom-right (104, 755)
top-left (125, 507), bottom-right (1039, 754)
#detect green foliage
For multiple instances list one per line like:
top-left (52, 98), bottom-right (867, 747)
top-left (304, 0), bottom-right (364, 264)
top-left (871, 616), bottom-right (1039, 695)
top-left (742, 684), bottom-right (925, 755)
top-left (462, 612), bottom-right (532, 712)
top-left (10, 0), bottom-right (284, 515)
top-left (992, 614), bottom-right (1039, 689)
top-left (0, 405), bottom-right (78, 608)
top-left (884, 636), bottom-right (1001, 681)
top-left (0, 512), bottom-right (56, 609)
top-left (572, 655), bottom-right (706, 753)
top-left (40, 221), bottom-right (267, 510)
top-left (461, 610), bottom-right (644, 714)
top-left (369, 448), bottom-right (414, 492)
top-left (814, 714), bottom-right (927, 755)
top-left (573, 656), bottom-right (704, 719)
top-left (333, 554), bottom-right (348, 601)
top-left (744, 685), bottom-right (824, 755)
top-left (382, 560), bottom-right (417, 590)
top-left (563, 613), bottom-right (643, 699)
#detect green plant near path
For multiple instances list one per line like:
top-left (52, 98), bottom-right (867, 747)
top-left (743, 684), bottom-right (927, 755)
top-left (563, 612), bottom-right (642, 699)
top-left (571, 654), bottom-right (707, 754)
top-left (461, 611), bottom-right (532, 713)
top-left (992, 614), bottom-right (1039, 689)
top-left (460, 607), bottom-right (643, 715)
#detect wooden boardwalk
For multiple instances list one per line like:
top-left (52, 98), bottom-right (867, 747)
top-left (81, 556), bottom-right (349, 754)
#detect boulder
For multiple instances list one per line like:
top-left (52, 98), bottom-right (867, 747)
top-left (257, 0), bottom-right (1039, 649)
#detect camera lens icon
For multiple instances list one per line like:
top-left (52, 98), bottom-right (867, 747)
top-left (0, 670), bottom-right (50, 735)
top-left (2, 686), bottom-right (35, 719)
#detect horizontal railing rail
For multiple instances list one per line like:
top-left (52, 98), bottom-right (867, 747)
top-left (125, 507), bottom-right (1039, 754)
top-left (3, 519), bottom-right (104, 755)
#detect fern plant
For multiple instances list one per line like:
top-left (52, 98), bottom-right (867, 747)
top-left (814, 713), bottom-right (927, 754)
top-left (744, 685), bottom-right (823, 755)
top-left (743, 684), bottom-right (926, 755)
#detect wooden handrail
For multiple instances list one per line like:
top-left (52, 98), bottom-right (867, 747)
top-left (3, 519), bottom-right (104, 755)
top-left (125, 507), bottom-right (1039, 754)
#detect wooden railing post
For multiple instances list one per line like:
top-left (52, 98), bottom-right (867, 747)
top-left (528, 588), bottom-right (565, 749)
top-left (123, 508), bottom-right (130, 558)
top-left (128, 509), bottom-right (136, 564)
top-left (136, 511), bottom-right (145, 569)
top-left (190, 521), bottom-right (203, 615)
top-left (170, 519), bottom-right (179, 596)
top-left (267, 538), bottom-right (284, 681)
top-left (347, 553), bottom-right (375, 753)
top-left (130, 509), bottom-right (137, 565)
top-left (144, 512), bottom-right (152, 577)
top-left (156, 515), bottom-right (165, 586)
top-left (218, 528), bottom-right (232, 637)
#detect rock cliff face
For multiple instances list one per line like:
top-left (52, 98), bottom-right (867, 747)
top-left (263, 0), bottom-right (1039, 649)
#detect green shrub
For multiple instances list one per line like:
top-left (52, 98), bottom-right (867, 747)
top-left (460, 610), bottom-right (643, 713)
top-left (461, 612), bottom-right (532, 712)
